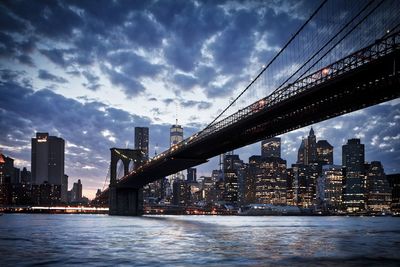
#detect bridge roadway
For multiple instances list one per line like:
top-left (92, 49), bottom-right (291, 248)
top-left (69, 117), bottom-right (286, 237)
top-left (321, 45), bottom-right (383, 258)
top-left (116, 31), bottom-right (400, 190)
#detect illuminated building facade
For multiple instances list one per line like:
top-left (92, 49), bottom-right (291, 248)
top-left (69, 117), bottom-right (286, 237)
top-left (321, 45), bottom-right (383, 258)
top-left (366, 161), bottom-right (391, 213)
top-left (247, 156), bottom-right (287, 205)
top-left (292, 164), bottom-right (314, 208)
top-left (172, 179), bottom-right (190, 206)
top-left (170, 123), bottom-right (183, 147)
top-left (297, 128), bottom-right (318, 165)
top-left (31, 132), bottom-right (66, 202)
top-left (342, 138), bottom-right (366, 213)
top-left (317, 140), bottom-right (333, 165)
top-left (0, 153), bottom-right (14, 185)
top-left (134, 127), bottom-right (149, 159)
top-left (318, 165), bottom-right (343, 211)
top-left (387, 173), bottom-right (400, 214)
top-left (261, 137), bottom-right (281, 158)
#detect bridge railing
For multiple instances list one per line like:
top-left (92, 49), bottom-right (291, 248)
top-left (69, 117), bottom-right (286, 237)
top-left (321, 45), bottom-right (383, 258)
top-left (191, 30), bottom-right (400, 143)
top-left (118, 31), bottom-right (399, 183)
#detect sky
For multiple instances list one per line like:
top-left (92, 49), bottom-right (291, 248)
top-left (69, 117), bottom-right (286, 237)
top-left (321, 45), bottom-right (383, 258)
top-left (0, 0), bottom-right (399, 199)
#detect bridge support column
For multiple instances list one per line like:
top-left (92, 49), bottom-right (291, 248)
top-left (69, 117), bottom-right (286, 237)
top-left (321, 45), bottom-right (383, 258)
top-left (108, 148), bottom-right (145, 216)
top-left (109, 186), bottom-right (143, 216)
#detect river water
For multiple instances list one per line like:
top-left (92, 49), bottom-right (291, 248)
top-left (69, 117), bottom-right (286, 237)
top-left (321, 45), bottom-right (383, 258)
top-left (0, 214), bottom-right (399, 266)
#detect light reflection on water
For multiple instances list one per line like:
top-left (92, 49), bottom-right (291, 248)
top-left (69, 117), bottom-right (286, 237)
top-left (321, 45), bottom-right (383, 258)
top-left (0, 214), bottom-right (399, 266)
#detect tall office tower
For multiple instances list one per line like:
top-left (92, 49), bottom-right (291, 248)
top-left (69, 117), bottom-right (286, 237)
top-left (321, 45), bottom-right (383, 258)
top-left (307, 127), bottom-right (317, 164)
top-left (71, 179), bottom-right (83, 202)
top-left (297, 138), bottom-right (308, 164)
top-left (291, 163), bottom-right (317, 208)
top-left (20, 167), bottom-right (31, 184)
top-left (286, 168), bottom-right (295, 205)
top-left (318, 165), bottom-right (343, 212)
top-left (317, 140), bottom-right (334, 165)
top-left (187, 168), bottom-right (197, 182)
top-left (169, 121), bottom-right (184, 199)
top-left (342, 138), bottom-right (366, 213)
top-left (387, 173), bottom-right (400, 214)
top-left (62, 174), bottom-right (68, 202)
top-left (297, 128), bottom-right (318, 165)
top-left (0, 153), bottom-right (14, 184)
top-left (248, 155), bottom-right (287, 205)
top-left (170, 122), bottom-right (183, 147)
top-left (172, 179), bottom-right (191, 206)
top-left (261, 137), bottom-right (281, 158)
top-left (366, 161), bottom-right (391, 213)
top-left (31, 132), bottom-right (66, 202)
top-left (223, 154), bottom-right (243, 204)
top-left (134, 127), bottom-right (149, 159)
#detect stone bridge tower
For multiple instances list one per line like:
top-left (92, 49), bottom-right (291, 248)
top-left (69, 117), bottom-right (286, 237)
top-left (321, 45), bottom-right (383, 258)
top-left (109, 148), bottom-right (146, 216)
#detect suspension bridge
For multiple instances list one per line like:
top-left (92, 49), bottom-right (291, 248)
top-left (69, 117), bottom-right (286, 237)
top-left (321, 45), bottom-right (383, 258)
top-left (93, 0), bottom-right (400, 215)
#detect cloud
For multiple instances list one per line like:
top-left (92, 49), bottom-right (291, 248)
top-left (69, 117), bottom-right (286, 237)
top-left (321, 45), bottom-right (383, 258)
top-left (81, 70), bottom-right (101, 91)
top-left (173, 73), bottom-right (197, 90)
top-left (101, 66), bottom-right (145, 98)
top-left (0, 79), bottom-right (182, 192)
top-left (3, 1), bottom-right (83, 39)
top-left (38, 69), bottom-right (68, 83)
top-left (180, 100), bottom-right (212, 110)
top-left (39, 49), bottom-right (68, 67)
top-left (107, 51), bottom-right (163, 78)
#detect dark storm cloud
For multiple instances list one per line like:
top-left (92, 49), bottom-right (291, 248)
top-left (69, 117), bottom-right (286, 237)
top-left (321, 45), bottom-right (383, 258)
top-left (210, 9), bottom-right (257, 75)
top-left (153, 0), bottom-right (227, 72)
top-left (123, 11), bottom-right (164, 49)
top-left (38, 69), bottom-right (68, 84)
top-left (1, 0), bottom-right (306, 100)
top-left (3, 0), bottom-right (83, 39)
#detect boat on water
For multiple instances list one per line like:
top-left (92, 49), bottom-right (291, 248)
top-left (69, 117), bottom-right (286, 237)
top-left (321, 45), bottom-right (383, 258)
top-left (238, 204), bottom-right (308, 216)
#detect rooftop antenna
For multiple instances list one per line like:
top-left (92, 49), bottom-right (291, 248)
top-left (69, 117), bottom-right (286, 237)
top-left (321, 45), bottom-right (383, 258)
top-left (154, 143), bottom-right (159, 156)
top-left (175, 101), bottom-right (179, 125)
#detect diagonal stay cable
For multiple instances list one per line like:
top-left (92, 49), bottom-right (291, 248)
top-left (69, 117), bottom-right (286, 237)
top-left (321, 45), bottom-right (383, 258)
top-left (270, 0), bottom-right (376, 98)
top-left (198, 0), bottom-right (328, 134)
top-left (269, 0), bottom-right (385, 104)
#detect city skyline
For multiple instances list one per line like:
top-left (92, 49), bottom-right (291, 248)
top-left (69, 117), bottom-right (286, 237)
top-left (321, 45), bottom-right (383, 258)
top-left (0, 0), bottom-right (399, 199)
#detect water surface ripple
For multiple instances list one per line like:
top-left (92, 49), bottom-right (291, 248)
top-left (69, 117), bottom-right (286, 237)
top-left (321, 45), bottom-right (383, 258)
top-left (0, 214), bottom-right (399, 266)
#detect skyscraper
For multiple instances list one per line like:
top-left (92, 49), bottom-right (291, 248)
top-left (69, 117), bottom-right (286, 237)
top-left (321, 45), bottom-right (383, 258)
top-left (342, 138), bottom-right (365, 213)
top-left (366, 161), bottom-right (391, 213)
top-left (297, 128), bottom-right (318, 165)
top-left (318, 165), bottom-right (343, 212)
top-left (71, 179), bottom-right (83, 203)
top-left (316, 140), bottom-right (334, 165)
top-left (187, 168), bottom-right (197, 182)
top-left (247, 155), bottom-right (287, 205)
top-left (261, 137), bottom-right (281, 158)
top-left (307, 127), bottom-right (317, 164)
top-left (169, 121), bottom-right (184, 200)
top-left (134, 127), bottom-right (149, 159)
top-left (170, 122), bottom-right (183, 147)
top-left (0, 153), bottom-right (14, 185)
top-left (31, 132), bottom-right (66, 202)
top-left (297, 138), bottom-right (307, 164)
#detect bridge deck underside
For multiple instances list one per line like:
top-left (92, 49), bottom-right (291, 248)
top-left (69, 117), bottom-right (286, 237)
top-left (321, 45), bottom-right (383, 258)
top-left (119, 49), bottom-right (400, 188)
